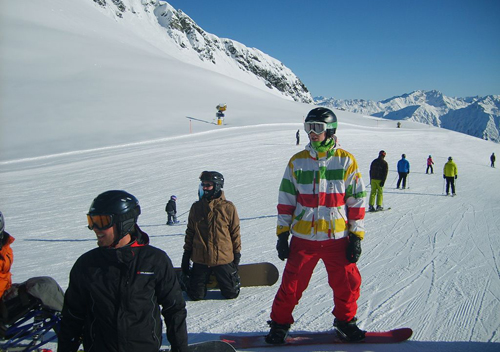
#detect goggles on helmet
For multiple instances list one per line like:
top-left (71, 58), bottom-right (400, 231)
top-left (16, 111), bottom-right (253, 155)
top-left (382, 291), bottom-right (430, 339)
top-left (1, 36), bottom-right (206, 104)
top-left (87, 214), bottom-right (114, 230)
top-left (304, 122), bottom-right (328, 135)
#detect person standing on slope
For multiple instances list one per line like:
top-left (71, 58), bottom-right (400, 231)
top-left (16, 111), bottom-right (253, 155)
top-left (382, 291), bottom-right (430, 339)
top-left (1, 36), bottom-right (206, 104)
top-left (296, 129), bottom-right (300, 145)
top-left (396, 154), bottom-right (410, 189)
top-left (181, 171), bottom-right (241, 301)
top-left (443, 157), bottom-right (458, 196)
top-left (166, 195), bottom-right (179, 225)
top-left (266, 107), bottom-right (367, 344)
top-left (491, 153), bottom-right (496, 168)
top-left (58, 190), bottom-right (188, 352)
top-left (368, 150), bottom-right (388, 211)
top-left (426, 155), bottom-right (434, 174)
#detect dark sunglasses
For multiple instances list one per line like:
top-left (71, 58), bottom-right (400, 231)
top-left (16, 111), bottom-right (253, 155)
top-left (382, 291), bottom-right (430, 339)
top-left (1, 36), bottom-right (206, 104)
top-left (201, 183), bottom-right (213, 188)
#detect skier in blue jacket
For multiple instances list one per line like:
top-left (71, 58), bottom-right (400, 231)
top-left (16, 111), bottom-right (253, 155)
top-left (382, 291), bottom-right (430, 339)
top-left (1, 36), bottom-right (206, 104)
top-left (396, 154), bottom-right (410, 189)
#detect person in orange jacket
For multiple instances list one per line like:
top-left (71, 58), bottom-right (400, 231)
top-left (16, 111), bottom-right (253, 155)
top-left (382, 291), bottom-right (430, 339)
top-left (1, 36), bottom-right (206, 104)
top-left (0, 211), bottom-right (15, 298)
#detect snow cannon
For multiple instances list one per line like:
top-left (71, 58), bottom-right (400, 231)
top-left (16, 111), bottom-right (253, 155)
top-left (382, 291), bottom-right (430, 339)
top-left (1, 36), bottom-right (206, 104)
top-left (216, 103), bottom-right (227, 125)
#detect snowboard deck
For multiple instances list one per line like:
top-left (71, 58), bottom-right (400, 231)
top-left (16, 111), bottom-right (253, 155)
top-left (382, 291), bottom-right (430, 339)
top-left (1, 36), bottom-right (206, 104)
top-left (161, 340), bottom-right (236, 352)
top-left (220, 328), bottom-right (412, 349)
top-left (175, 262), bottom-right (279, 289)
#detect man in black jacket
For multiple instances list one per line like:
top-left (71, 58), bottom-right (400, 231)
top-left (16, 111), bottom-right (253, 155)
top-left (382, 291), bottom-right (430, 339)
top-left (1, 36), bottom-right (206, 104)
top-left (368, 150), bottom-right (388, 211)
top-left (58, 190), bottom-right (188, 352)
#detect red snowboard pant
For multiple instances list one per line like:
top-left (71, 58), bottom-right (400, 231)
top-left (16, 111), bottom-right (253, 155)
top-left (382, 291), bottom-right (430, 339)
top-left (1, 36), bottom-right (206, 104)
top-left (270, 236), bottom-right (361, 325)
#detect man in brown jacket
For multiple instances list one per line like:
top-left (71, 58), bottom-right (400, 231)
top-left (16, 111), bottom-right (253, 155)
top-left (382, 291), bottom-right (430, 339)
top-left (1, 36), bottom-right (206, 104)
top-left (181, 171), bottom-right (241, 300)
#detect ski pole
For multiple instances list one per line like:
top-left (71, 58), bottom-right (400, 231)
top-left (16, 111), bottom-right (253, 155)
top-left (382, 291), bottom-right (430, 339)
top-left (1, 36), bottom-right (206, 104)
top-left (442, 178), bottom-right (446, 194)
top-left (177, 209), bottom-right (190, 218)
top-left (391, 174), bottom-right (398, 187)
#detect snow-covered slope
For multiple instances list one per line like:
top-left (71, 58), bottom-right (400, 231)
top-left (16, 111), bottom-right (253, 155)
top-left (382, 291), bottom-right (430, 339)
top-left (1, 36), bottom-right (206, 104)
top-left (91, 0), bottom-right (312, 104)
top-left (0, 0), bottom-right (312, 162)
top-left (2, 116), bottom-right (500, 352)
top-left (1, 1), bottom-right (500, 352)
top-left (315, 90), bottom-right (500, 142)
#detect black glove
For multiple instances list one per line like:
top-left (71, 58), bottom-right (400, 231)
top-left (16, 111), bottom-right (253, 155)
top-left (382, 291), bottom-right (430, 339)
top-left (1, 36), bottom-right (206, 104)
top-left (455, 175), bottom-right (457, 179)
top-left (380, 181), bottom-right (385, 187)
top-left (346, 233), bottom-right (362, 263)
top-left (233, 252), bottom-right (241, 266)
top-left (276, 232), bottom-right (290, 261)
top-left (443, 174), bottom-right (446, 179)
top-left (181, 250), bottom-right (192, 276)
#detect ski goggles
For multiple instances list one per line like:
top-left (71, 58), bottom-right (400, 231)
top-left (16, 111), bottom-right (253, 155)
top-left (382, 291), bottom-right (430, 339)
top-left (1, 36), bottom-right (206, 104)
top-left (304, 122), bottom-right (329, 134)
top-left (201, 182), bottom-right (214, 188)
top-left (87, 214), bottom-right (114, 230)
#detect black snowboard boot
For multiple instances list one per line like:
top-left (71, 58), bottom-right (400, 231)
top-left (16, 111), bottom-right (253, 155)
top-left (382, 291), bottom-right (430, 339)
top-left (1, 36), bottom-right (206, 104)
top-left (265, 320), bottom-right (290, 344)
top-left (334, 317), bottom-right (366, 342)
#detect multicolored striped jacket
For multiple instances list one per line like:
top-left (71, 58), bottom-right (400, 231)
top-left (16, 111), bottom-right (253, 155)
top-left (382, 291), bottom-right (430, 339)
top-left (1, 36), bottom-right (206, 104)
top-left (277, 143), bottom-right (366, 240)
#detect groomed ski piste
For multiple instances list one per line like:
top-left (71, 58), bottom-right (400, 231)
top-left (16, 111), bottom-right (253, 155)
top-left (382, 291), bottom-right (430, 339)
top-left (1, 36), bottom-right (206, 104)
top-left (1, 1), bottom-right (500, 351)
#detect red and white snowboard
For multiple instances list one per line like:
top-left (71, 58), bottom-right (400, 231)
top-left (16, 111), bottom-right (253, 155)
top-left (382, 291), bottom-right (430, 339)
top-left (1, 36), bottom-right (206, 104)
top-left (221, 328), bottom-right (412, 349)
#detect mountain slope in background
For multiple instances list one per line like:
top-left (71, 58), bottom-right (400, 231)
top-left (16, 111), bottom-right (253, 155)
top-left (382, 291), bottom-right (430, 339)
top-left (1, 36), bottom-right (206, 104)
top-left (315, 90), bottom-right (500, 143)
top-left (95, 0), bottom-right (312, 104)
top-left (0, 0), bottom-right (311, 162)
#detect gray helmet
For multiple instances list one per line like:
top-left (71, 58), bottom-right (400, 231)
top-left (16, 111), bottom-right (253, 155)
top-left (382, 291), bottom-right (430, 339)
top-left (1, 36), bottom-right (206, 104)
top-left (88, 190), bottom-right (141, 242)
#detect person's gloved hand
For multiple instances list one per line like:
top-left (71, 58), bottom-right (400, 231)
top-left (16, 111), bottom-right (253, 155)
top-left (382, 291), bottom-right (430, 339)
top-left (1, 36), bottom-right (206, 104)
top-left (276, 231), bottom-right (290, 261)
top-left (233, 252), bottom-right (241, 266)
top-left (181, 250), bottom-right (192, 276)
top-left (346, 233), bottom-right (362, 263)
top-left (443, 174), bottom-right (446, 179)
top-left (455, 175), bottom-right (457, 179)
top-left (380, 181), bottom-right (385, 187)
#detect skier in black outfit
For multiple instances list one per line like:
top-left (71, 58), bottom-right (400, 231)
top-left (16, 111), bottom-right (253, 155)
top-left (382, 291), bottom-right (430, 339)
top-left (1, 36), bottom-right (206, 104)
top-left (296, 129), bottom-right (300, 145)
top-left (58, 190), bottom-right (188, 352)
top-left (491, 153), bottom-right (496, 168)
top-left (166, 195), bottom-right (179, 225)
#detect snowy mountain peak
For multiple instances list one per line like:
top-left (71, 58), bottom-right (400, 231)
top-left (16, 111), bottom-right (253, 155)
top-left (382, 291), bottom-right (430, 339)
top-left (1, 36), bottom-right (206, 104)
top-left (91, 0), bottom-right (313, 103)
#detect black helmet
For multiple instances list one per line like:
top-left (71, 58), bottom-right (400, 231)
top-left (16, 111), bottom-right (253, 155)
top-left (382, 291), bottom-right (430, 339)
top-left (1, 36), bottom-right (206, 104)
top-left (304, 107), bottom-right (338, 138)
top-left (200, 171), bottom-right (224, 199)
top-left (88, 190), bottom-right (141, 242)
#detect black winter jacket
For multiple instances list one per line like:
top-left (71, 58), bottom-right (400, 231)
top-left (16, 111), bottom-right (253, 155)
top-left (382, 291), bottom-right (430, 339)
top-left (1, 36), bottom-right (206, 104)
top-left (58, 227), bottom-right (188, 352)
top-left (166, 200), bottom-right (177, 214)
top-left (369, 157), bottom-right (389, 182)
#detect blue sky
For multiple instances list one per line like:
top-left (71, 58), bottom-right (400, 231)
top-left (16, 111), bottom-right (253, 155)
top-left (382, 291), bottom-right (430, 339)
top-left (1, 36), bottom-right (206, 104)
top-left (165, 0), bottom-right (500, 101)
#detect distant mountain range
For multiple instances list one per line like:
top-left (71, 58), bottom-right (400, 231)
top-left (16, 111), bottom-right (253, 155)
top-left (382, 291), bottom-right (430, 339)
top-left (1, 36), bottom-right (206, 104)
top-left (315, 90), bottom-right (500, 143)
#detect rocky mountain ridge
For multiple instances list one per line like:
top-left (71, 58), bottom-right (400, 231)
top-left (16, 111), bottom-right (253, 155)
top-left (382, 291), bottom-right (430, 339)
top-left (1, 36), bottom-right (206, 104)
top-left (91, 0), bottom-right (313, 103)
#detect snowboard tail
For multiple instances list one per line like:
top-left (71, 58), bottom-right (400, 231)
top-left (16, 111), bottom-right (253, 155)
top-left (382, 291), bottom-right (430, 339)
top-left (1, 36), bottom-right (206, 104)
top-left (175, 262), bottom-right (279, 288)
top-left (220, 328), bottom-right (412, 349)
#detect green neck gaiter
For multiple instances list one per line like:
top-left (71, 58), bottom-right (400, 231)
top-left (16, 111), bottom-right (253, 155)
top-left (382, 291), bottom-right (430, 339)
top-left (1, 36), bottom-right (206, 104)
top-left (311, 138), bottom-right (335, 153)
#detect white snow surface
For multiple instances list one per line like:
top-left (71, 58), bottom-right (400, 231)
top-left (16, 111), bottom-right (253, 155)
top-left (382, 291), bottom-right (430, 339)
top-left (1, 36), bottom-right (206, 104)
top-left (1, 1), bottom-right (500, 351)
